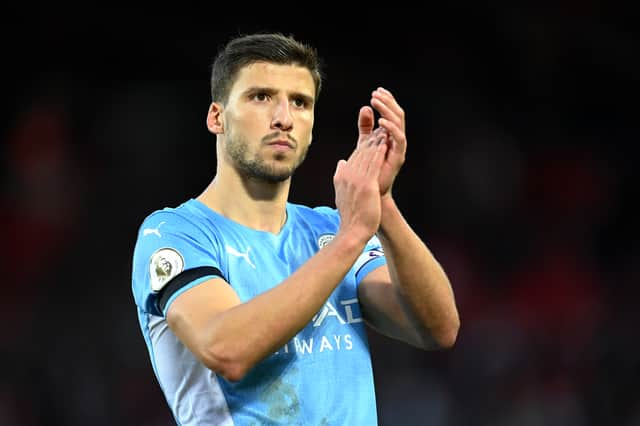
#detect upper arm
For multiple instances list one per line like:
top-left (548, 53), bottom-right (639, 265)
top-left (132, 211), bottom-right (225, 315)
top-left (166, 276), bottom-right (241, 361)
top-left (358, 265), bottom-right (424, 348)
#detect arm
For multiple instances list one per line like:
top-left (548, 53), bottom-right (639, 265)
top-left (166, 133), bottom-right (388, 382)
top-left (359, 197), bottom-right (460, 350)
top-left (356, 87), bottom-right (459, 350)
top-left (168, 234), bottom-right (366, 382)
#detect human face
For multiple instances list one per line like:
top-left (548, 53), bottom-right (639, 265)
top-left (221, 62), bottom-right (315, 183)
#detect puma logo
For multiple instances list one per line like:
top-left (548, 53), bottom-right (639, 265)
top-left (143, 221), bottom-right (166, 237)
top-left (226, 245), bottom-right (256, 269)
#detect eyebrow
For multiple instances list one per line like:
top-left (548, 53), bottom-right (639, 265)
top-left (244, 86), bottom-right (315, 106)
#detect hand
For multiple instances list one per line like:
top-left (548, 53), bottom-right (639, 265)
top-left (333, 129), bottom-right (388, 243)
top-left (358, 87), bottom-right (407, 198)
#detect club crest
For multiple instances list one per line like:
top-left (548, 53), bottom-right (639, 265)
top-left (318, 233), bottom-right (335, 249)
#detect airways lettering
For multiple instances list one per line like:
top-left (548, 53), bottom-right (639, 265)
top-left (312, 299), bottom-right (362, 327)
top-left (275, 334), bottom-right (354, 355)
top-left (272, 299), bottom-right (362, 356)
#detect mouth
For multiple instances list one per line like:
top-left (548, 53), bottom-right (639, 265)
top-left (266, 138), bottom-right (295, 151)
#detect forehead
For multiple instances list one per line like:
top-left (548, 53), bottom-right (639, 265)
top-left (230, 61), bottom-right (316, 98)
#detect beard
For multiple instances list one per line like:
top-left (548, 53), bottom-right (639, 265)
top-left (225, 131), bottom-right (309, 183)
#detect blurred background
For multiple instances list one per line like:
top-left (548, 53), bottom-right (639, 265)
top-left (2, 3), bottom-right (638, 425)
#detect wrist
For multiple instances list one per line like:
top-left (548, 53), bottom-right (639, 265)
top-left (332, 231), bottom-right (369, 257)
top-left (380, 192), bottom-right (395, 208)
top-left (378, 195), bottom-right (399, 238)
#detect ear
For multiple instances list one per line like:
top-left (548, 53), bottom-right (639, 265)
top-left (206, 102), bottom-right (224, 134)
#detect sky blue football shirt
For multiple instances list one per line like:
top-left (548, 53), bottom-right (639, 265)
top-left (132, 199), bottom-right (386, 425)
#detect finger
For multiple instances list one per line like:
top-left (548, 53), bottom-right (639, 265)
top-left (369, 126), bottom-right (385, 144)
top-left (350, 126), bottom-right (384, 162)
top-left (357, 106), bottom-right (375, 142)
top-left (365, 137), bottom-right (388, 177)
top-left (371, 88), bottom-right (404, 128)
top-left (360, 132), bottom-right (387, 175)
top-left (352, 132), bottom-right (378, 175)
top-left (355, 134), bottom-right (375, 175)
top-left (373, 87), bottom-right (400, 113)
top-left (378, 117), bottom-right (406, 152)
top-left (376, 87), bottom-right (396, 100)
top-left (371, 96), bottom-right (403, 131)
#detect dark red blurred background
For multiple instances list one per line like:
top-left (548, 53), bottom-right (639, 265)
top-left (2, 4), bottom-right (638, 425)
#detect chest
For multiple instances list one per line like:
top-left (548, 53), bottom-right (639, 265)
top-left (218, 229), bottom-right (357, 303)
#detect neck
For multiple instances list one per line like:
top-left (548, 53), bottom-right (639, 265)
top-left (197, 167), bottom-right (290, 234)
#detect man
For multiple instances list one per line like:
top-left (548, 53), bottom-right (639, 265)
top-left (132, 32), bottom-right (459, 425)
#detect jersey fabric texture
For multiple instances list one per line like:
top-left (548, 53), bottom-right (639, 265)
top-left (131, 199), bottom-right (387, 425)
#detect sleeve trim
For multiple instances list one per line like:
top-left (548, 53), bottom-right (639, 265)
top-left (157, 266), bottom-right (224, 313)
top-left (355, 256), bottom-right (387, 284)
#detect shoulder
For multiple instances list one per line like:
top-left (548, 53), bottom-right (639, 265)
top-left (288, 202), bottom-right (339, 226)
top-left (136, 199), bottom-right (216, 239)
top-left (132, 200), bottom-right (228, 267)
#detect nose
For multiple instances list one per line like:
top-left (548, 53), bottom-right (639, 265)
top-left (270, 98), bottom-right (293, 131)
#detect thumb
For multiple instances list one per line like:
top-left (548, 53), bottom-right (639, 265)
top-left (358, 106), bottom-right (374, 139)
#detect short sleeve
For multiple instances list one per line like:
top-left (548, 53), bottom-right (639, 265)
top-left (312, 206), bottom-right (386, 284)
top-left (131, 211), bottom-right (224, 317)
top-left (353, 234), bottom-right (386, 284)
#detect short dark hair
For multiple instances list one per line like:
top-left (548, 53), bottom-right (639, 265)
top-left (210, 32), bottom-right (323, 104)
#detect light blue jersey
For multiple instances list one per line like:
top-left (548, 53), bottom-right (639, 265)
top-left (132, 199), bottom-right (386, 425)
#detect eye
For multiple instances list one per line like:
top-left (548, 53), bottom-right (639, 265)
top-left (252, 92), bottom-right (270, 102)
top-left (292, 97), bottom-right (308, 109)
